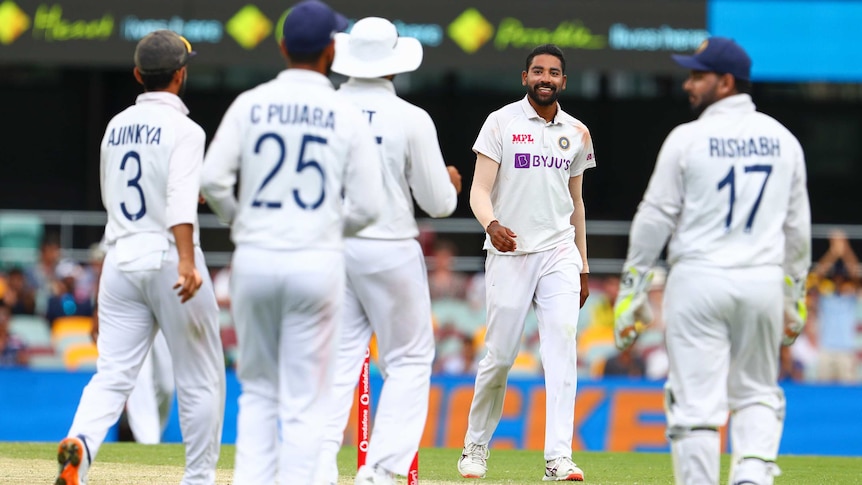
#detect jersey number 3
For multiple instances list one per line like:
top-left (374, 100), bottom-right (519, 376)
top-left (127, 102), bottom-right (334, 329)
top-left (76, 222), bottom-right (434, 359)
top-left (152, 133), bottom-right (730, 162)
top-left (252, 132), bottom-right (327, 210)
top-left (716, 164), bottom-right (772, 232)
top-left (120, 150), bottom-right (147, 221)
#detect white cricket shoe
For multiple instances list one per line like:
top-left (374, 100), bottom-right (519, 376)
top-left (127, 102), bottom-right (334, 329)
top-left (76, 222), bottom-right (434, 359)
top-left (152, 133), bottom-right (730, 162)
top-left (355, 464), bottom-right (396, 485)
top-left (543, 457), bottom-right (585, 481)
top-left (457, 442), bottom-right (489, 478)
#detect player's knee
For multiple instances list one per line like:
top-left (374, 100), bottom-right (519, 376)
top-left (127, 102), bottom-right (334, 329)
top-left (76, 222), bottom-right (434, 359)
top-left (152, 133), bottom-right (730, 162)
top-left (731, 457), bottom-right (780, 485)
top-left (666, 424), bottom-right (718, 441)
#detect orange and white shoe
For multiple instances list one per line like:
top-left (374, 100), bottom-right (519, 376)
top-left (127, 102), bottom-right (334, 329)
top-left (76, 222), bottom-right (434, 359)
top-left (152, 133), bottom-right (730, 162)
top-left (55, 436), bottom-right (89, 485)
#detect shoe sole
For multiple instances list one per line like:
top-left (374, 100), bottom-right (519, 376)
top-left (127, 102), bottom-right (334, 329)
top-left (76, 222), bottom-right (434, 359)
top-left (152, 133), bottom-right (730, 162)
top-left (542, 472), bottom-right (585, 481)
top-left (457, 461), bottom-right (486, 479)
top-left (55, 438), bottom-right (83, 485)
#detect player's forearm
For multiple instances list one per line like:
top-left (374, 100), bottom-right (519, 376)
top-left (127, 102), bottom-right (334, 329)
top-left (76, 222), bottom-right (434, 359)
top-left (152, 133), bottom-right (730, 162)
top-left (412, 165), bottom-right (457, 218)
top-left (571, 199), bottom-right (589, 273)
top-left (624, 202), bottom-right (674, 274)
top-left (170, 223), bottom-right (196, 264)
top-left (469, 155), bottom-right (498, 229)
top-left (200, 170), bottom-right (238, 225)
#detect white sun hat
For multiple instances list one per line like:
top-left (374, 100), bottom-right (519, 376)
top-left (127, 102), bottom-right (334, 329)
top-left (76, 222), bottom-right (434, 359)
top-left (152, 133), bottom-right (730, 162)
top-left (332, 17), bottom-right (423, 78)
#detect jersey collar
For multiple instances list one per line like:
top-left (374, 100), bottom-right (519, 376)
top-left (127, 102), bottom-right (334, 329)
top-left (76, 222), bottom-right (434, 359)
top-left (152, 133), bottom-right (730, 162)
top-left (276, 68), bottom-right (335, 89)
top-left (700, 93), bottom-right (755, 118)
top-left (135, 92), bottom-right (189, 115)
top-left (341, 77), bottom-right (396, 94)
top-left (519, 95), bottom-right (561, 125)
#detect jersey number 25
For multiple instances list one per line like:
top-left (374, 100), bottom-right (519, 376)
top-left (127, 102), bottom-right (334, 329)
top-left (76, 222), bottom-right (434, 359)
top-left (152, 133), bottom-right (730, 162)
top-left (252, 132), bottom-right (327, 210)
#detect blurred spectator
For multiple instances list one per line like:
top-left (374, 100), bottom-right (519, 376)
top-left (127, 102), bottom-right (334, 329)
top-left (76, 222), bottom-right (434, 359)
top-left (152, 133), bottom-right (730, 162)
top-left (603, 347), bottom-right (646, 378)
top-left (76, 242), bottom-right (106, 306)
top-left (577, 275), bottom-right (618, 376)
top-left (212, 264), bottom-right (232, 309)
top-left (778, 345), bottom-right (805, 382)
top-left (435, 333), bottom-right (478, 375)
top-left (25, 234), bottom-right (62, 313)
top-left (417, 221), bottom-right (437, 257)
top-left (0, 303), bottom-right (28, 367)
top-left (465, 272), bottom-right (486, 311)
top-left (428, 239), bottom-right (469, 300)
top-left (3, 267), bottom-right (36, 315)
top-left (45, 259), bottom-right (94, 326)
top-left (810, 229), bottom-right (859, 383)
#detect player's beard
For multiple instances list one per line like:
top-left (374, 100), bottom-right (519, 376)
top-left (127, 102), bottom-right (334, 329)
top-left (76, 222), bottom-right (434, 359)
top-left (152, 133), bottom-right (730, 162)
top-left (689, 86), bottom-right (718, 117)
top-left (528, 83), bottom-right (559, 106)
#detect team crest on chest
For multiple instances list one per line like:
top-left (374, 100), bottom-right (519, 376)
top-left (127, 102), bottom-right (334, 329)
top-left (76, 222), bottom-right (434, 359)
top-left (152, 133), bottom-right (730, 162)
top-left (558, 136), bottom-right (570, 150)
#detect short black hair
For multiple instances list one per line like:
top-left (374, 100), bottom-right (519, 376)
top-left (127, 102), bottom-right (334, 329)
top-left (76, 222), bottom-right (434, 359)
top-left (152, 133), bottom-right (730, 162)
top-left (282, 39), bottom-right (327, 66)
top-left (139, 70), bottom-right (176, 92)
top-left (735, 78), bottom-right (752, 95)
top-left (525, 44), bottom-right (566, 74)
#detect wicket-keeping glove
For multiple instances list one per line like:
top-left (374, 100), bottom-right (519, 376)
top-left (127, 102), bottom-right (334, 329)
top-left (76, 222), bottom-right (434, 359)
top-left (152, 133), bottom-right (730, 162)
top-left (782, 275), bottom-right (807, 346)
top-left (613, 267), bottom-right (655, 351)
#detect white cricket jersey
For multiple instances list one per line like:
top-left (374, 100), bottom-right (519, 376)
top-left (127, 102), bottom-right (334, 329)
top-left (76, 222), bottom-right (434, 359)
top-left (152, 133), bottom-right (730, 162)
top-left (473, 95), bottom-right (596, 254)
top-left (201, 69), bottom-right (382, 250)
top-left (337, 77), bottom-right (457, 240)
top-left (626, 94), bottom-right (811, 278)
top-left (100, 92), bottom-right (203, 253)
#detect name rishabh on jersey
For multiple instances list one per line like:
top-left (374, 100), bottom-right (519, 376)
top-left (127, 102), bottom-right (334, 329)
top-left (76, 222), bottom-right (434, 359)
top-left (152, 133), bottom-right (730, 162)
top-left (639, 94), bottom-right (807, 271)
top-left (100, 92), bottom-right (205, 251)
top-left (473, 95), bottom-right (596, 254)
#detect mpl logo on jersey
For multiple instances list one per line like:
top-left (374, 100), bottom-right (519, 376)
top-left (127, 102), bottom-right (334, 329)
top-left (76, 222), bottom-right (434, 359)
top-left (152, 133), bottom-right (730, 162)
top-left (512, 133), bottom-right (534, 144)
top-left (514, 152), bottom-right (572, 171)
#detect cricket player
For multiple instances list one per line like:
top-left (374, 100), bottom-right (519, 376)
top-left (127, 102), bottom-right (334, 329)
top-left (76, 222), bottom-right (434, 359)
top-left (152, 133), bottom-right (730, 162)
top-left (200, 2), bottom-right (382, 484)
top-left (55, 30), bottom-right (226, 485)
top-left (126, 330), bottom-right (175, 444)
top-left (458, 44), bottom-right (594, 482)
top-left (613, 37), bottom-right (811, 485)
top-left (313, 17), bottom-right (461, 485)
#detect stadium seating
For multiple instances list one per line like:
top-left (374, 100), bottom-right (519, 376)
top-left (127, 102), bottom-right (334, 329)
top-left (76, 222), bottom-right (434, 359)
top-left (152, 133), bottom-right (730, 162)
top-left (9, 314), bottom-right (51, 350)
top-left (0, 213), bottom-right (44, 270)
top-left (63, 342), bottom-right (98, 370)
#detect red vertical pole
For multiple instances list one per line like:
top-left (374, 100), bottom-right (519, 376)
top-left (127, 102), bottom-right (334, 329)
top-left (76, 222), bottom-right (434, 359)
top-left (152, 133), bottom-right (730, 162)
top-left (357, 347), bottom-right (371, 469)
top-left (408, 452), bottom-right (419, 484)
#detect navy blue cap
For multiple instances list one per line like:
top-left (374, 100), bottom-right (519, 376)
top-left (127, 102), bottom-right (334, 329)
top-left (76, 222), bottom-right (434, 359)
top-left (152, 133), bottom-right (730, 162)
top-left (672, 37), bottom-right (752, 81)
top-left (282, 0), bottom-right (348, 54)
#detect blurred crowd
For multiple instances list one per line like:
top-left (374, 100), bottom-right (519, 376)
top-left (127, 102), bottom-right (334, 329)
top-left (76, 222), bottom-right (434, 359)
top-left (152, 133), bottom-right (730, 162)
top-left (2, 230), bottom-right (861, 384)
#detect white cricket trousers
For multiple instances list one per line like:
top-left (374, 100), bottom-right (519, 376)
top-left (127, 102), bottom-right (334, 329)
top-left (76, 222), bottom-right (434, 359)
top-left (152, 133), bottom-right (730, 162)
top-left (317, 238), bottom-right (435, 480)
top-left (664, 263), bottom-right (785, 485)
top-left (466, 241), bottom-right (582, 460)
top-left (231, 246), bottom-right (344, 485)
top-left (126, 330), bottom-right (175, 444)
top-left (69, 246), bottom-right (225, 485)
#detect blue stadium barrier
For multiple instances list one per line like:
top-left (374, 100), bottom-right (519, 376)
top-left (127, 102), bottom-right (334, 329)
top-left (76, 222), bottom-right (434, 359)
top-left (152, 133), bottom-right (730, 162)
top-left (1, 369), bottom-right (860, 456)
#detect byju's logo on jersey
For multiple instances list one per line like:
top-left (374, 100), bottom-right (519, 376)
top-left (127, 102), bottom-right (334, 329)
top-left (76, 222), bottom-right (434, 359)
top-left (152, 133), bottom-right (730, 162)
top-left (514, 153), bottom-right (531, 169)
top-left (514, 153), bottom-right (572, 171)
top-left (512, 133), bottom-right (534, 144)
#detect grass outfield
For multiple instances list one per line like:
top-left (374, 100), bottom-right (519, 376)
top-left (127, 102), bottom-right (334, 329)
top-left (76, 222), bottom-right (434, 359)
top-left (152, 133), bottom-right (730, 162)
top-left (1, 443), bottom-right (860, 484)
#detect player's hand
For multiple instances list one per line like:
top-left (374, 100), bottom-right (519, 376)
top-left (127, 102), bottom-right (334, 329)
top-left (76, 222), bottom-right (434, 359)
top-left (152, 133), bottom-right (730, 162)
top-left (613, 267), bottom-right (654, 351)
top-left (173, 259), bottom-right (203, 303)
top-left (447, 165), bottom-right (463, 194)
top-left (486, 221), bottom-right (517, 252)
top-left (579, 273), bottom-right (590, 308)
top-left (782, 275), bottom-right (807, 346)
